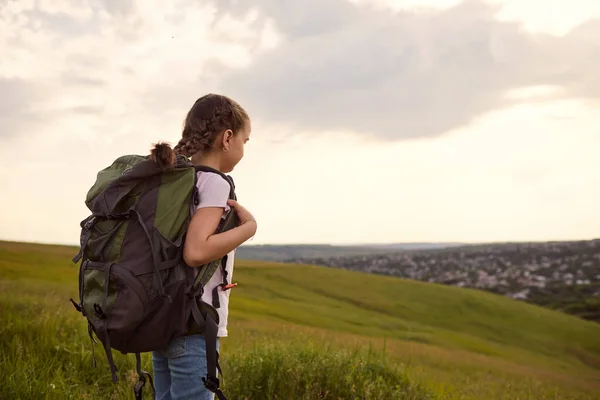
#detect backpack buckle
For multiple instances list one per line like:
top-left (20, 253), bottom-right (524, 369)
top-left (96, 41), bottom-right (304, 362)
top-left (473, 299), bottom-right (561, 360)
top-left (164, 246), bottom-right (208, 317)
top-left (202, 374), bottom-right (220, 392)
top-left (186, 284), bottom-right (204, 299)
top-left (134, 377), bottom-right (146, 400)
top-left (81, 215), bottom-right (97, 230)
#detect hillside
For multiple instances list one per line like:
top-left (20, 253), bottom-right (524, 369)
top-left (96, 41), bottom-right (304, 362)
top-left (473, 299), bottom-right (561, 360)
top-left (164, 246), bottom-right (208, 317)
top-left (1, 240), bottom-right (600, 399)
top-left (289, 239), bottom-right (600, 323)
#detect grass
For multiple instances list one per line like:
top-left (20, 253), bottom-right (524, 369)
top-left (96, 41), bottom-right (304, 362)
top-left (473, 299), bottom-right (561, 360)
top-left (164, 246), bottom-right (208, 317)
top-left (1, 240), bottom-right (599, 399)
top-left (223, 340), bottom-right (434, 400)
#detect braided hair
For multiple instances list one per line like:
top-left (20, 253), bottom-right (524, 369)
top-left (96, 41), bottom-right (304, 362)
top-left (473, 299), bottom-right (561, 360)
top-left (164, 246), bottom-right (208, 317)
top-left (150, 94), bottom-right (249, 168)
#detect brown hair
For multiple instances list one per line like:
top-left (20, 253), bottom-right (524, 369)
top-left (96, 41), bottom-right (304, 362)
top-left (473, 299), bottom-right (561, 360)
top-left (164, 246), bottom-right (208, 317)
top-left (150, 93), bottom-right (249, 168)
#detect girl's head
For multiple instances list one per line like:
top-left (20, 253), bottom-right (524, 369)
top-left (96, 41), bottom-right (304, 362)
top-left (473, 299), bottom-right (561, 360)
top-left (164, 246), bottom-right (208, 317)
top-left (150, 93), bottom-right (251, 173)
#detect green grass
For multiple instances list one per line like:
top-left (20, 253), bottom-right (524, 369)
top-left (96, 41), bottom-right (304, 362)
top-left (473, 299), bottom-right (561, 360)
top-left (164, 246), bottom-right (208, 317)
top-left (224, 340), bottom-right (434, 400)
top-left (1, 240), bottom-right (599, 399)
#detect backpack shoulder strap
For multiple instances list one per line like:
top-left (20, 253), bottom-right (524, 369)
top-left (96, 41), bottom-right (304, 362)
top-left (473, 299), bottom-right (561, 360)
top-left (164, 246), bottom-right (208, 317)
top-left (188, 167), bottom-right (237, 400)
top-left (193, 165), bottom-right (236, 201)
top-left (190, 166), bottom-right (240, 292)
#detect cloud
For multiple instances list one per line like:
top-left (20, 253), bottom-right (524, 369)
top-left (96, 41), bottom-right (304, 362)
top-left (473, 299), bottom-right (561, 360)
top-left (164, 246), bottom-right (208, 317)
top-left (215, 0), bottom-right (600, 140)
top-left (0, 78), bottom-right (51, 140)
top-left (0, 0), bottom-right (285, 154)
top-left (3, 0), bottom-right (598, 146)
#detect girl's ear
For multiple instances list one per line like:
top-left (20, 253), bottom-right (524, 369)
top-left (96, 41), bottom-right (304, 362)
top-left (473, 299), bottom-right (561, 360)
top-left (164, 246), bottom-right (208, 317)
top-left (222, 129), bottom-right (233, 151)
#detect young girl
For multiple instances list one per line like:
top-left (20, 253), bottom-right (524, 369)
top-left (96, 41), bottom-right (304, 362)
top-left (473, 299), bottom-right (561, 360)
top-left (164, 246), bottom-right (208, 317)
top-left (149, 93), bottom-right (256, 400)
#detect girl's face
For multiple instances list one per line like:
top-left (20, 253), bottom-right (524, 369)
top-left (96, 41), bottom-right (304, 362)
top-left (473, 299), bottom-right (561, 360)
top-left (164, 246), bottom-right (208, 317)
top-left (221, 120), bottom-right (251, 173)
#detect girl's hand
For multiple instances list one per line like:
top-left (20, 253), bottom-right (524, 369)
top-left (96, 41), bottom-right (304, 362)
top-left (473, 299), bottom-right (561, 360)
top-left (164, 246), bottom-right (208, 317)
top-left (227, 199), bottom-right (257, 226)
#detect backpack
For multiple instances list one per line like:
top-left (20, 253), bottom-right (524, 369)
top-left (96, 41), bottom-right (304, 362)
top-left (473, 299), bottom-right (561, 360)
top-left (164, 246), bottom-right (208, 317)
top-left (69, 153), bottom-right (239, 400)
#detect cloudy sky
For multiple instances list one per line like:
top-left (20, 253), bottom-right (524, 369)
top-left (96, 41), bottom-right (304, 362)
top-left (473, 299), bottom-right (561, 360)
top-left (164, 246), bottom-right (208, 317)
top-left (1, 0), bottom-right (599, 246)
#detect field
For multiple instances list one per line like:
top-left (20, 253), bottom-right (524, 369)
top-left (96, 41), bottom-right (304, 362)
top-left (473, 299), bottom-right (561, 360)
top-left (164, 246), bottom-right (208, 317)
top-left (1, 240), bottom-right (600, 399)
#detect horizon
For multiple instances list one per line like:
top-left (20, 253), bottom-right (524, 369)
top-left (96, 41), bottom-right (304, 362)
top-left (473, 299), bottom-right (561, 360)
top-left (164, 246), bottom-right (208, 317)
top-left (2, 236), bottom-right (599, 250)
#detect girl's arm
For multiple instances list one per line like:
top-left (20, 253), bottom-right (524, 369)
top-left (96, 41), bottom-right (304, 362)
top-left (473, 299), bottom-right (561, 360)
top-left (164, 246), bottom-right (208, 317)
top-left (183, 205), bottom-right (257, 267)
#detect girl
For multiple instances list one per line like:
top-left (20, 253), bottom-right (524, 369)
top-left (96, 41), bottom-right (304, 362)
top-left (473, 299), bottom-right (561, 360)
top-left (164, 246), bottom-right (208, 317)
top-left (149, 93), bottom-right (257, 400)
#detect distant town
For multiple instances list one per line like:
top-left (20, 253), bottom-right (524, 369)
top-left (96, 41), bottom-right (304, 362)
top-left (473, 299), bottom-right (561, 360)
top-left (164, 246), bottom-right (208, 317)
top-left (285, 239), bottom-right (600, 323)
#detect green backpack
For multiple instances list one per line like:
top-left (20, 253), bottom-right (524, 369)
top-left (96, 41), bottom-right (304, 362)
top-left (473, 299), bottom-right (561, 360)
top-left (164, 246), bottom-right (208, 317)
top-left (69, 153), bottom-right (238, 400)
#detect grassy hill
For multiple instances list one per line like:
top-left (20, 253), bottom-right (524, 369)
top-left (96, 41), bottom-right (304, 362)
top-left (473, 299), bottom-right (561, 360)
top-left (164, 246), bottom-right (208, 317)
top-left (1, 240), bottom-right (599, 399)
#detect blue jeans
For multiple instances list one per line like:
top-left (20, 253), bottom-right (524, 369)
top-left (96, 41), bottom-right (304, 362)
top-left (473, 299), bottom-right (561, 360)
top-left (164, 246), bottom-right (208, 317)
top-left (152, 334), bottom-right (220, 400)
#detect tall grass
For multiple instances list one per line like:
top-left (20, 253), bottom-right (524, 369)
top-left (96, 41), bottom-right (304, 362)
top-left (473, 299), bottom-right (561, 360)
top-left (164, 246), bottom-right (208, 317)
top-left (0, 280), bottom-right (436, 400)
top-left (1, 241), bottom-right (600, 399)
top-left (223, 340), bottom-right (435, 399)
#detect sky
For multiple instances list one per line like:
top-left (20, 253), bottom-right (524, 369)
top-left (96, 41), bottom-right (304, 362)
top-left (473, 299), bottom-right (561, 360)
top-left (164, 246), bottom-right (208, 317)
top-left (1, 0), bottom-right (599, 246)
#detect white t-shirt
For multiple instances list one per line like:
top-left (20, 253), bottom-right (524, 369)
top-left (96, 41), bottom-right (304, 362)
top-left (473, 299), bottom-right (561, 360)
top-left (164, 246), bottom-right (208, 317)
top-left (192, 171), bottom-right (235, 337)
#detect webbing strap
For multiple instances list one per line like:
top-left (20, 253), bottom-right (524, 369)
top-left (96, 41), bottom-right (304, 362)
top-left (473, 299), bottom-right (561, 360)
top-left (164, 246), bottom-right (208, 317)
top-left (202, 314), bottom-right (228, 400)
top-left (211, 255), bottom-right (229, 309)
top-left (134, 352), bottom-right (155, 400)
top-left (87, 322), bottom-right (97, 368)
top-left (132, 209), bottom-right (170, 301)
top-left (190, 298), bottom-right (206, 333)
top-left (101, 263), bottom-right (114, 314)
top-left (72, 215), bottom-right (97, 263)
top-left (99, 325), bottom-right (118, 383)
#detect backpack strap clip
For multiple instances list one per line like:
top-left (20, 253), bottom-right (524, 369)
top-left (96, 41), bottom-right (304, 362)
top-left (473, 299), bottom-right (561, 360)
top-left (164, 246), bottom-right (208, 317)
top-left (134, 352), bottom-right (155, 400)
top-left (202, 375), bottom-right (228, 400)
top-left (202, 374), bottom-right (220, 392)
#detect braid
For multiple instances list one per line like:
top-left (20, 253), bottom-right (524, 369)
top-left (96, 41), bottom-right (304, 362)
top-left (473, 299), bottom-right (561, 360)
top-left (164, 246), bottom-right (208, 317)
top-left (173, 94), bottom-right (248, 158)
top-left (173, 128), bottom-right (212, 157)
